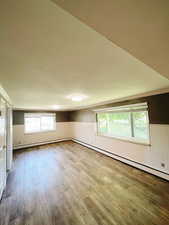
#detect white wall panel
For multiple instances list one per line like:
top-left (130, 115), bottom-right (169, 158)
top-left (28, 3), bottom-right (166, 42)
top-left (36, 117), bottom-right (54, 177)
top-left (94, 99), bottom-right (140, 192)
top-left (13, 122), bottom-right (72, 149)
top-left (146, 124), bottom-right (169, 172)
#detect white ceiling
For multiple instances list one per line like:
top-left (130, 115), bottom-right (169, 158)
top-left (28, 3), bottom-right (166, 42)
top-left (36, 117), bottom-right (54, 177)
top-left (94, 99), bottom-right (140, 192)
top-left (54, 0), bottom-right (169, 80)
top-left (0, 0), bottom-right (169, 110)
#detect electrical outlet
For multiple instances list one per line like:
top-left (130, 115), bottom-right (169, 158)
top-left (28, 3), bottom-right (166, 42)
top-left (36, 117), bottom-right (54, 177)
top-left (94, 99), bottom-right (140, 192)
top-left (161, 163), bottom-right (165, 168)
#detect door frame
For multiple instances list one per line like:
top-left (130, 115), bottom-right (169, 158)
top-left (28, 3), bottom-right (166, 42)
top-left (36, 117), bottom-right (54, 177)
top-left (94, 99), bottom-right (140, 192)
top-left (0, 97), bottom-right (7, 199)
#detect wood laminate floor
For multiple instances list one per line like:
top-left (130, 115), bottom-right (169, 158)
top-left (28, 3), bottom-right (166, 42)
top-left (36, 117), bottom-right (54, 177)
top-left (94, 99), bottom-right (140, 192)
top-left (1, 141), bottom-right (169, 225)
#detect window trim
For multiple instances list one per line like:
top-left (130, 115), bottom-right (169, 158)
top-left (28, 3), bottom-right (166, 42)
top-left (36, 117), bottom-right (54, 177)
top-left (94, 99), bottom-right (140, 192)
top-left (96, 103), bottom-right (150, 145)
top-left (24, 113), bottom-right (56, 134)
top-left (96, 132), bottom-right (151, 146)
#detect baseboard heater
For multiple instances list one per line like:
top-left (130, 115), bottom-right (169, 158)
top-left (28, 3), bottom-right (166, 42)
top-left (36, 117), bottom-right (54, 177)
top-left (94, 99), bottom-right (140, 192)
top-left (72, 139), bottom-right (169, 181)
top-left (13, 138), bottom-right (71, 150)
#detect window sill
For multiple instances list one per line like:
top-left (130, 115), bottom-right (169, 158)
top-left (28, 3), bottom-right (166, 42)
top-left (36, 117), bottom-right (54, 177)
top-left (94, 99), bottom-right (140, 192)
top-left (96, 133), bottom-right (151, 146)
top-left (24, 129), bottom-right (56, 135)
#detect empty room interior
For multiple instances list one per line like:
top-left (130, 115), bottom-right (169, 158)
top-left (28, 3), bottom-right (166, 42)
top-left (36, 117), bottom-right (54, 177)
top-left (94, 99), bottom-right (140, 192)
top-left (1, 1), bottom-right (169, 225)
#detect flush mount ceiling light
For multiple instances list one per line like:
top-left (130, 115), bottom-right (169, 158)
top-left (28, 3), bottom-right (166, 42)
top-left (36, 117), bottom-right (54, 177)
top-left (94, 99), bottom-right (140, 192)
top-left (52, 105), bottom-right (61, 110)
top-left (67, 94), bottom-right (88, 102)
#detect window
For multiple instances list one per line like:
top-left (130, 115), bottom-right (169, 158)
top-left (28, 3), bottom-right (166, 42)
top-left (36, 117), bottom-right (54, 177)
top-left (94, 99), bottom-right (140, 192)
top-left (24, 113), bottom-right (56, 133)
top-left (97, 103), bottom-right (149, 144)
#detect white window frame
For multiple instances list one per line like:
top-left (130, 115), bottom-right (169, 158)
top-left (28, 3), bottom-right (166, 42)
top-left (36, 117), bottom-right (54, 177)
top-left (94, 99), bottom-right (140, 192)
top-left (24, 113), bottom-right (56, 134)
top-left (96, 103), bottom-right (150, 145)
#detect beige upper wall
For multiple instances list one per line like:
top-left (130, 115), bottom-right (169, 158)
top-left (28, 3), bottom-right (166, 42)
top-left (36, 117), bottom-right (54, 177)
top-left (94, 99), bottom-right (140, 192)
top-left (53, 0), bottom-right (169, 79)
top-left (0, 0), bottom-right (169, 110)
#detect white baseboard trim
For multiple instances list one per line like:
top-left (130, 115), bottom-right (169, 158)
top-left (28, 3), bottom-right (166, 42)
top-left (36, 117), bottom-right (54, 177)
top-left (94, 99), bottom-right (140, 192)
top-left (13, 138), bottom-right (71, 150)
top-left (72, 139), bottom-right (169, 181)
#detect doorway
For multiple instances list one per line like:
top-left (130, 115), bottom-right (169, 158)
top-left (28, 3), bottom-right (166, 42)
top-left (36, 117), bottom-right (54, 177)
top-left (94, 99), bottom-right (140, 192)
top-left (0, 98), bottom-right (7, 198)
